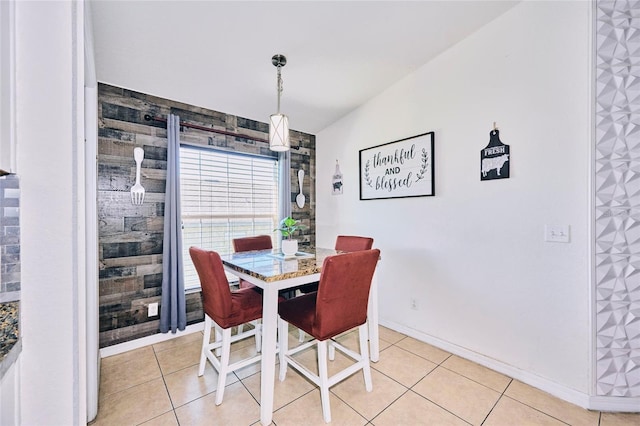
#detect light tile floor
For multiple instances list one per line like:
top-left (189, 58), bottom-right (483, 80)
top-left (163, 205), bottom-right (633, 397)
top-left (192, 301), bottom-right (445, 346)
top-left (90, 326), bottom-right (640, 425)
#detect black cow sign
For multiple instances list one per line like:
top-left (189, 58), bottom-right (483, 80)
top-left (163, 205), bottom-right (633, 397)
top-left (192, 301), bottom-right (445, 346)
top-left (332, 160), bottom-right (343, 195)
top-left (481, 129), bottom-right (510, 181)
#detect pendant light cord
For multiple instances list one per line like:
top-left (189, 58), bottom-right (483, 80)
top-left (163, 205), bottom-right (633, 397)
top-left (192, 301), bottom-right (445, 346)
top-left (276, 66), bottom-right (283, 114)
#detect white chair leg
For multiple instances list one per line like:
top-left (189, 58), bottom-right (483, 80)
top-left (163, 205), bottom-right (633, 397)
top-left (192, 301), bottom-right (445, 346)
top-left (214, 324), bottom-right (223, 357)
top-left (255, 319), bottom-right (262, 353)
top-left (296, 289), bottom-right (307, 343)
top-left (198, 315), bottom-right (212, 376)
top-left (215, 327), bottom-right (232, 405)
top-left (317, 340), bottom-right (332, 423)
top-left (328, 341), bottom-right (335, 361)
top-left (237, 324), bottom-right (244, 334)
top-left (358, 324), bottom-right (372, 392)
top-left (278, 317), bottom-right (289, 381)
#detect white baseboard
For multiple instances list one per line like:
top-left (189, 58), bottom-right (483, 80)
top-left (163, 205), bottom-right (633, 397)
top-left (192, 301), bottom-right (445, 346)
top-left (379, 319), bottom-right (640, 413)
top-left (99, 322), bottom-right (204, 358)
top-left (589, 396), bottom-right (640, 412)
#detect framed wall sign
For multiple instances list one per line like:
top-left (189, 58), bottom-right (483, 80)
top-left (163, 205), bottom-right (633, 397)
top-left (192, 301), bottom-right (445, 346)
top-left (359, 132), bottom-right (434, 200)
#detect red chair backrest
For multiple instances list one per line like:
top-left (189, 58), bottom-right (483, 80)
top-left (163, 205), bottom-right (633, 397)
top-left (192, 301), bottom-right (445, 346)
top-left (335, 235), bottom-right (374, 252)
top-left (314, 249), bottom-right (380, 340)
top-left (233, 235), bottom-right (273, 252)
top-left (189, 247), bottom-right (233, 323)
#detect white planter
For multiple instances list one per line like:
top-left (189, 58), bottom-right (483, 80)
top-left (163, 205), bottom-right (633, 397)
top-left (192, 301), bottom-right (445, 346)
top-left (281, 239), bottom-right (298, 256)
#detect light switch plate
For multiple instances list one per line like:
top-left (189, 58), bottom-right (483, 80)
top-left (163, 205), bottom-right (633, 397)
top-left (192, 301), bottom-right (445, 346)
top-left (545, 225), bottom-right (570, 243)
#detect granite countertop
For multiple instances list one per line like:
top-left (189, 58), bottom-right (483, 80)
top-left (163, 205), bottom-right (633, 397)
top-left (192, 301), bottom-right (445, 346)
top-left (0, 301), bottom-right (20, 378)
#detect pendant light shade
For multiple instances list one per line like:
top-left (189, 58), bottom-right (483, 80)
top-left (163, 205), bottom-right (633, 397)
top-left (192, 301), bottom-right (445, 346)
top-left (269, 54), bottom-right (290, 152)
top-left (269, 113), bottom-right (290, 151)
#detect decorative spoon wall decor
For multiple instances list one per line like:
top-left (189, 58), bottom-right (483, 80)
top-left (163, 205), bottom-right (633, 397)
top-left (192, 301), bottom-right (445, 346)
top-left (296, 169), bottom-right (305, 208)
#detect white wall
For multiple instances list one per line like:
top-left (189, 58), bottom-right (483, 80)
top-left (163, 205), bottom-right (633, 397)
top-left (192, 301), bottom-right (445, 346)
top-left (0, 358), bottom-right (20, 425)
top-left (0, 0), bottom-right (16, 175)
top-left (317, 1), bottom-right (592, 395)
top-left (16, 1), bottom-right (85, 424)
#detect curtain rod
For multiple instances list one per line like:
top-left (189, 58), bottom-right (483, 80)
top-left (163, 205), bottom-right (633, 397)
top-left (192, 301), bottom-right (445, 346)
top-left (144, 114), bottom-right (268, 144)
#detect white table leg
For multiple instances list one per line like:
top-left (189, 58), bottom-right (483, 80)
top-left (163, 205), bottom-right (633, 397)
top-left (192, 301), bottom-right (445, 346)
top-left (260, 285), bottom-right (278, 425)
top-left (368, 270), bottom-right (379, 362)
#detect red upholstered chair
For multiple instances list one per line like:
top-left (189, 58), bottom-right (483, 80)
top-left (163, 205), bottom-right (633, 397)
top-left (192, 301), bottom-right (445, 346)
top-left (297, 236), bottom-right (373, 296)
top-left (232, 234), bottom-right (273, 253)
top-left (297, 235), bottom-right (374, 342)
top-left (232, 235), bottom-right (273, 290)
top-left (278, 249), bottom-right (380, 423)
top-left (334, 235), bottom-right (374, 252)
top-left (189, 246), bottom-right (264, 405)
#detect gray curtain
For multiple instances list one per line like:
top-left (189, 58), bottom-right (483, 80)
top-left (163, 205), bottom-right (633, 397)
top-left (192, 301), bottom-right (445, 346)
top-left (160, 114), bottom-right (186, 333)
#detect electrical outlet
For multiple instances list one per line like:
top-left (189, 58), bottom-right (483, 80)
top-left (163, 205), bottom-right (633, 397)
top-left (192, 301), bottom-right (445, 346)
top-left (148, 302), bottom-right (158, 317)
top-left (411, 298), bottom-right (418, 310)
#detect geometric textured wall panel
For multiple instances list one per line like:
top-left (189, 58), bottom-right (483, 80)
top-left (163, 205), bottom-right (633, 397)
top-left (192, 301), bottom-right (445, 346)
top-left (595, 0), bottom-right (640, 397)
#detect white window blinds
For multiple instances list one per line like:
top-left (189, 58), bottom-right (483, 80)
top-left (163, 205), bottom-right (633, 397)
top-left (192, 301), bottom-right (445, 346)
top-left (179, 145), bottom-right (279, 290)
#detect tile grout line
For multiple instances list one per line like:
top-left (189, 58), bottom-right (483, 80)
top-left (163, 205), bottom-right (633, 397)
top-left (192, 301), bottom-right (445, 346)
top-left (322, 337), bottom-right (412, 425)
top-left (403, 351), bottom-right (473, 426)
top-left (236, 332), bottom-right (322, 425)
top-left (500, 394), bottom-right (574, 425)
top-left (479, 377), bottom-right (513, 425)
top-left (399, 344), bottom-right (587, 425)
top-left (369, 339), bottom-right (453, 392)
top-left (409, 388), bottom-right (474, 425)
top-left (437, 362), bottom-right (509, 395)
top-left (366, 339), bottom-right (473, 426)
top-left (497, 381), bottom-right (575, 426)
top-left (97, 348), bottom-right (166, 404)
top-left (98, 327), bottom-right (622, 426)
top-left (151, 342), bottom-right (181, 425)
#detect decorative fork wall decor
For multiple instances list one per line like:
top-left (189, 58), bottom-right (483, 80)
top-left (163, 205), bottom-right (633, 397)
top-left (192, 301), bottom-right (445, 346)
top-left (130, 147), bottom-right (145, 205)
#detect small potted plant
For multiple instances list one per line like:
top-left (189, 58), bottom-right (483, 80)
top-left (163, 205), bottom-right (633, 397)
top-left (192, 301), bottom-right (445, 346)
top-left (275, 216), bottom-right (306, 256)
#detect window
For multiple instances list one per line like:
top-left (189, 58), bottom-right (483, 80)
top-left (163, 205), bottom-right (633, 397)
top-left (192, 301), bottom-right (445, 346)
top-left (180, 145), bottom-right (279, 290)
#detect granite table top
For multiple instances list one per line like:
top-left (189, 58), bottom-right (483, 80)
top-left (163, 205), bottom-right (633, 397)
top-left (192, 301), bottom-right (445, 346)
top-left (0, 302), bottom-right (19, 359)
top-left (221, 247), bottom-right (338, 282)
top-left (0, 301), bottom-right (20, 379)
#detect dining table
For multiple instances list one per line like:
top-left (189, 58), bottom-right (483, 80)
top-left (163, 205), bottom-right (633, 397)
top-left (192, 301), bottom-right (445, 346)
top-left (220, 246), bottom-right (380, 426)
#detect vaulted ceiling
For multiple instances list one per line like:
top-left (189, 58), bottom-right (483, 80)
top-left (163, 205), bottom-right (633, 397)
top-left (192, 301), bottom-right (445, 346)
top-left (91, 1), bottom-right (519, 134)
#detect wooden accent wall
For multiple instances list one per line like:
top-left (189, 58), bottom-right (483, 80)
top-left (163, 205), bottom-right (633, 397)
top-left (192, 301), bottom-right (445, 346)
top-left (98, 83), bottom-right (316, 347)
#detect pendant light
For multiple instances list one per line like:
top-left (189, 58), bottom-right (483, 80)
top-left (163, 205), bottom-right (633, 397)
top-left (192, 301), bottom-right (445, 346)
top-left (269, 54), bottom-right (290, 151)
